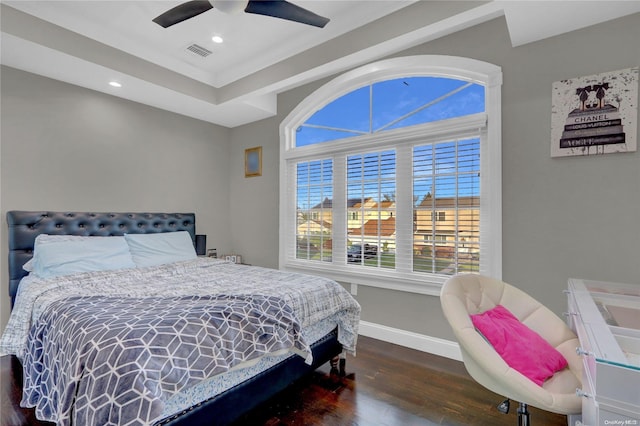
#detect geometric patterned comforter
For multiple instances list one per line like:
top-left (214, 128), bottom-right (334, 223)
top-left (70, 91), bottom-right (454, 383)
top-left (0, 258), bottom-right (361, 425)
top-left (23, 294), bottom-right (309, 425)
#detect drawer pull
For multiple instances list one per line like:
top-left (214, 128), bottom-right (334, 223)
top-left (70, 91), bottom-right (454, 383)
top-left (576, 347), bottom-right (594, 357)
top-left (575, 388), bottom-right (593, 399)
top-left (563, 311), bottom-right (577, 317)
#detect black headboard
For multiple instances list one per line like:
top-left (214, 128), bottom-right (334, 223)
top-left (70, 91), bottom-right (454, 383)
top-left (7, 211), bottom-right (196, 305)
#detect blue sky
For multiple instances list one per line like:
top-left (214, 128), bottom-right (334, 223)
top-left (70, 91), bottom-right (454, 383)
top-left (296, 76), bottom-right (484, 210)
top-left (296, 76), bottom-right (484, 147)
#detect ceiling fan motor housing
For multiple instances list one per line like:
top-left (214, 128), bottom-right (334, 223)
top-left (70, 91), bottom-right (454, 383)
top-left (211, 0), bottom-right (248, 15)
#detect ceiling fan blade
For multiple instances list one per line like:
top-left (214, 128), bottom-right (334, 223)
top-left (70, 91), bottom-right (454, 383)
top-left (152, 1), bottom-right (214, 28)
top-left (244, 0), bottom-right (329, 28)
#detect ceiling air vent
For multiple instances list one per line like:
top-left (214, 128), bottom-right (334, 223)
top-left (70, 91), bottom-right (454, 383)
top-left (185, 43), bottom-right (212, 58)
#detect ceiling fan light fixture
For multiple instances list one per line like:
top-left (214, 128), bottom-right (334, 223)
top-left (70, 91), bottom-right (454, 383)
top-left (153, 0), bottom-right (329, 29)
top-left (211, 35), bottom-right (224, 44)
top-left (212, 0), bottom-right (248, 15)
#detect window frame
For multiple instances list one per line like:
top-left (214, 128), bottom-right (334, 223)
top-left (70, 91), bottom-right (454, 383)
top-left (279, 55), bottom-right (502, 295)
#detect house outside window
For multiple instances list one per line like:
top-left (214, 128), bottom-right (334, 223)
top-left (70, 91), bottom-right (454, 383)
top-left (280, 56), bottom-right (502, 294)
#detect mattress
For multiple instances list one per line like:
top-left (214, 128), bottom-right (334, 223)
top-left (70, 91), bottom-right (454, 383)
top-left (161, 314), bottom-right (339, 420)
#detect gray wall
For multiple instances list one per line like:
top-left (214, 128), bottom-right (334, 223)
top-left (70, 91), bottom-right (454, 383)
top-left (0, 66), bottom-right (232, 330)
top-left (228, 14), bottom-right (640, 340)
top-left (228, 119), bottom-right (281, 269)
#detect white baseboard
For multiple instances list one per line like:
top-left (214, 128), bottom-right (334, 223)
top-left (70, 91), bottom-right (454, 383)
top-left (358, 320), bottom-right (462, 362)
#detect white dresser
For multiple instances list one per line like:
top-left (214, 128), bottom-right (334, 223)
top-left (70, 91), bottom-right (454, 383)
top-left (566, 278), bottom-right (640, 425)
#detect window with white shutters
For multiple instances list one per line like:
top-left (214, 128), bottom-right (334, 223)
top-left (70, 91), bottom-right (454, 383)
top-left (413, 138), bottom-right (480, 275)
top-left (296, 159), bottom-right (333, 261)
top-left (280, 56), bottom-right (502, 294)
top-left (346, 150), bottom-right (396, 268)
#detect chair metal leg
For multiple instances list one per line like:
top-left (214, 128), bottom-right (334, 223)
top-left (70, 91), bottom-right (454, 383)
top-left (517, 402), bottom-right (530, 426)
top-left (496, 399), bottom-right (531, 425)
top-left (497, 399), bottom-right (510, 414)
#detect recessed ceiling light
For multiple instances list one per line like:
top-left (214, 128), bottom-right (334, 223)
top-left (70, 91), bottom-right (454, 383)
top-left (211, 35), bottom-right (223, 44)
top-left (109, 81), bottom-right (122, 88)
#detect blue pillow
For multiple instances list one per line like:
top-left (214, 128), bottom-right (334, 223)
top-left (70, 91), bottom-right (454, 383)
top-left (124, 231), bottom-right (197, 268)
top-left (32, 236), bottom-right (136, 279)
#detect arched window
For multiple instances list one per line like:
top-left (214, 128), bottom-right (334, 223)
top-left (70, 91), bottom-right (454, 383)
top-left (280, 56), bottom-right (502, 295)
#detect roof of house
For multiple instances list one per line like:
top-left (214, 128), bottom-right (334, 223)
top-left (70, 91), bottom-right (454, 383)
top-left (298, 218), bottom-right (332, 229)
top-left (417, 195), bottom-right (480, 208)
top-left (348, 216), bottom-right (396, 237)
top-left (311, 197), bottom-right (373, 209)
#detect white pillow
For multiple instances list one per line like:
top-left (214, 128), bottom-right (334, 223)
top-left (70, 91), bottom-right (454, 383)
top-left (124, 231), bottom-right (197, 268)
top-left (24, 234), bottom-right (127, 272)
top-left (23, 259), bottom-right (35, 272)
top-left (32, 236), bottom-right (136, 279)
top-left (25, 234), bottom-right (85, 271)
top-left (22, 234), bottom-right (80, 272)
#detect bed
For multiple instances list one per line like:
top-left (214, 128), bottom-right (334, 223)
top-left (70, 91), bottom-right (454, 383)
top-left (1, 211), bottom-right (360, 426)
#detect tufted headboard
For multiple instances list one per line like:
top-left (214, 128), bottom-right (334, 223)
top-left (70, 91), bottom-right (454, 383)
top-left (6, 211), bottom-right (196, 306)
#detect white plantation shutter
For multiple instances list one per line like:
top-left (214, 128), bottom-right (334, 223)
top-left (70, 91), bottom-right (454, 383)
top-left (295, 159), bottom-right (333, 261)
top-left (413, 138), bottom-right (480, 275)
top-left (346, 150), bottom-right (396, 268)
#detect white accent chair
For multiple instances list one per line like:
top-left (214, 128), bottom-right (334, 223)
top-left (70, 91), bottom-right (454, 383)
top-left (440, 274), bottom-right (583, 425)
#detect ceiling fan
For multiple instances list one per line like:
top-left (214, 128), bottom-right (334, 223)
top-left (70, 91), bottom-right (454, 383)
top-left (153, 0), bottom-right (330, 29)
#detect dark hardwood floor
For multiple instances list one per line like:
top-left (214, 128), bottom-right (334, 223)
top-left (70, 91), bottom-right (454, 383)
top-left (1, 336), bottom-right (567, 426)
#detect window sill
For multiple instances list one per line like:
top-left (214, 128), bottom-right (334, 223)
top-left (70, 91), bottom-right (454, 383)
top-left (281, 260), bottom-right (445, 296)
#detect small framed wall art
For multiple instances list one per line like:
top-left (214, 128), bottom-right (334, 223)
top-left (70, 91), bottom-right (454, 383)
top-left (551, 67), bottom-right (638, 157)
top-left (245, 146), bottom-right (262, 177)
